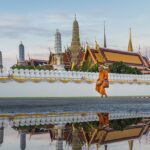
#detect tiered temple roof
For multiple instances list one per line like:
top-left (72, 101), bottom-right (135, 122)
top-left (49, 48), bottom-right (85, 70)
top-left (83, 45), bottom-right (150, 72)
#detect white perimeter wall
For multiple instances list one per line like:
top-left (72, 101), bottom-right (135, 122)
top-left (0, 81), bottom-right (149, 97)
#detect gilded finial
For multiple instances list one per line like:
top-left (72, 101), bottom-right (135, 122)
top-left (28, 52), bottom-right (31, 60)
top-left (128, 28), bottom-right (133, 52)
top-left (86, 41), bottom-right (90, 50)
top-left (139, 45), bottom-right (141, 51)
top-left (72, 124), bottom-right (76, 132)
top-left (96, 144), bottom-right (100, 150)
top-left (95, 39), bottom-right (100, 49)
top-left (16, 55), bottom-right (18, 64)
top-left (104, 21), bottom-right (107, 48)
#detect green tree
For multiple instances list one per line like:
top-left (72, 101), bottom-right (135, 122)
top-left (11, 64), bottom-right (34, 70)
top-left (88, 64), bottom-right (98, 72)
top-left (109, 61), bottom-right (142, 74)
top-left (75, 61), bottom-right (98, 72)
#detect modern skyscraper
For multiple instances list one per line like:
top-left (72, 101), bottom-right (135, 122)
top-left (128, 28), bottom-right (133, 52)
top-left (55, 29), bottom-right (62, 53)
top-left (0, 51), bottom-right (3, 69)
top-left (19, 41), bottom-right (25, 63)
top-left (70, 15), bottom-right (81, 65)
top-left (0, 127), bottom-right (4, 145)
top-left (20, 132), bottom-right (26, 150)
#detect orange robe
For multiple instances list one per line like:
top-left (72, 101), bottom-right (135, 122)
top-left (97, 113), bottom-right (109, 127)
top-left (96, 70), bottom-right (108, 95)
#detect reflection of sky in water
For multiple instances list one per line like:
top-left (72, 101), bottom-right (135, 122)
top-left (1, 99), bottom-right (150, 114)
top-left (1, 127), bottom-right (150, 150)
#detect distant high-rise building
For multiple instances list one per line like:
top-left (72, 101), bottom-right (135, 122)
top-left (19, 41), bottom-right (25, 63)
top-left (55, 29), bottom-right (62, 53)
top-left (0, 51), bottom-right (3, 69)
top-left (20, 132), bottom-right (26, 150)
top-left (0, 127), bottom-right (4, 145)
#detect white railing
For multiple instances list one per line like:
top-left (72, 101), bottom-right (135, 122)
top-left (0, 112), bottom-right (150, 127)
top-left (0, 69), bottom-right (150, 83)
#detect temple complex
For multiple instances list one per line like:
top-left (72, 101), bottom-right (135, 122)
top-left (13, 16), bottom-right (150, 73)
top-left (81, 26), bottom-right (150, 73)
top-left (49, 15), bottom-right (84, 70)
top-left (48, 17), bottom-right (150, 73)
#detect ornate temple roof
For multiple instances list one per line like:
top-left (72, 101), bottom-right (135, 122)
top-left (83, 46), bottom-right (150, 70)
top-left (48, 121), bottom-right (150, 147)
top-left (100, 48), bottom-right (145, 67)
top-left (142, 56), bottom-right (150, 68)
top-left (49, 48), bottom-right (85, 70)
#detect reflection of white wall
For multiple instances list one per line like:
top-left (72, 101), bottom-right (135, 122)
top-left (0, 81), bottom-right (149, 97)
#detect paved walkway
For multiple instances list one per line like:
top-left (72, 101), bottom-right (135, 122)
top-left (0, 97), bottom-right (150, 113)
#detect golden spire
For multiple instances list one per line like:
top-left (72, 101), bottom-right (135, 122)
top-left (70, 15), bottom-right (81, 65)
top-left (104, 21), bottom-right (107, 48)
top-left (95, 40), bottom-right (100, 49)
top-left (72, 124), bottom-right (76, 132)
top-left (86, 41), bottom-right (90, 50)
top-left (128, 28), bottom-right (133, 52)
top-left (128, 140), bottom-right (134, 150)
top-left (96, 144), bottom-right (100, 150)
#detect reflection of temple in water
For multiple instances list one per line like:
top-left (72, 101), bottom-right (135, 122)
top-left (0, 112), bottom-right (150, 150)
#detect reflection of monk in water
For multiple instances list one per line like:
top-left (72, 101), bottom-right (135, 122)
top-left (97, 113), bottom-right (109, 128)
top-left (96, 65), bottom-right (109, 98)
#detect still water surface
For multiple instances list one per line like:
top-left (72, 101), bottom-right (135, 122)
top-left (0, 97), bottom-right (150, 149)
top-left (0, 97), bottom-right (150, 113)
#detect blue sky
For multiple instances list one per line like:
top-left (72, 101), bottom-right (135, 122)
top-left (1, 0), bottom-right (150, 67)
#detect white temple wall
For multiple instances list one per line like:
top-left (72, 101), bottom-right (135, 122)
top-left (0, 80), bottom-right (149, 97)
top-left (0, 69), bottom-right (149, 97)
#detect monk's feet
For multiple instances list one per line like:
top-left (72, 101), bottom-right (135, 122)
top-left (101, 95), bottom-right (108, 98)
top-left (105, 95), bottom-right (108, 98)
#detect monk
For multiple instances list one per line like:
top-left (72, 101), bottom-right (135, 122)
top-left (97, 113), bottom-right (109, 128)
top-left (96, 65), bottom-right (109, 98)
